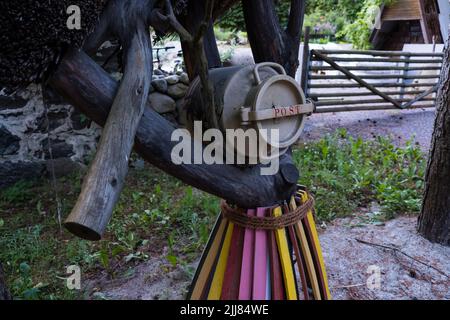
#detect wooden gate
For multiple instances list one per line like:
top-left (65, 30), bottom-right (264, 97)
top-left (302, 49), bottom-right (443, 113)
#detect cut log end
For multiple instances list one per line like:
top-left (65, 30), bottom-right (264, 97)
top-left (64, 222), bottom-right (102, 241)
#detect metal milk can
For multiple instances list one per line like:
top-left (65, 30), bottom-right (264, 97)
top-left (183, 62), bottom-right (314, 163)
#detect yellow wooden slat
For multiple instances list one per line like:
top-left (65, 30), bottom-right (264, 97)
top-left (299, 191), bottom-right (332, 300)
top-left (207, 222), bottom-right (234, 300)
top-left (273, 207), bottom-right (298, 300)
top-left (190, 217), bottom-right (227, 300)
top-left (289, 197), bottom-right (322, 300)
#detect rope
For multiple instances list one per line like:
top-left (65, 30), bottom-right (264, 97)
top-left (42, 84), bottom-right (63, 231)
top-left (221, 193), bottom-right (315, 230)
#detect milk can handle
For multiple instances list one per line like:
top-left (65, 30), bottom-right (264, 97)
top-left (253, 63), bottom-right (287, 85)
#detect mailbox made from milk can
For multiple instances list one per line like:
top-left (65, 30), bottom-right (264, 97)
top-left (183, 62), bottom-right (314, 163)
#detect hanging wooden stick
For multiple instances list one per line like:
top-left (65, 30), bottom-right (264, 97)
top-left (64, 0), bottom-right (154, 240)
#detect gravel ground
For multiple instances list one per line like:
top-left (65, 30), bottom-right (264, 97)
top-left (88, 215), bottom-right (450, 300)
top-left (86, 43), bottom-right (445, 300)
top-left (87, 107), bottom-right (443, 300)
top-left (301, 108), bottom-right (437, 151)
top-left (322, 215), bottom-right (450, 300)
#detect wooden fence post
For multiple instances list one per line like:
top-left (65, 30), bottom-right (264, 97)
top-left (300, 26), bottom-right (311, 94)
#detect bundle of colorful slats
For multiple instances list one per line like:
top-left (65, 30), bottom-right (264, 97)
top-left (187, 186), bottom-right (331, 300)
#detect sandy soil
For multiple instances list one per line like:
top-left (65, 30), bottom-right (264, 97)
top-left (86, 246), bottom-right (193, 300)
top-left (87, 214), bottom-right (450, 300)
top-left (302, 108), bottom-right (436, 151)
top-left (85, 44), bottom-right (447, 300)
top-left (322, 215), bottom-right (450, 300)
top-left (86, 99), bottom-right (445, 301)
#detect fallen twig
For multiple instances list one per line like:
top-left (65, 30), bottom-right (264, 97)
top-left (332, 283), bottom-right (366, 289)
top-left (355, 238), bottom-right (450, 279)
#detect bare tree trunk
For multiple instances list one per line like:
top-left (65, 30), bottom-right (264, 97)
top-left (242, 0), bottom-right (305, 77)
top-left (418, 42), bottom-right (450, 246)
top-left (180, 0), bottom-right (222, 79)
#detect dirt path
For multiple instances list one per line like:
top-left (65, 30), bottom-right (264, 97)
top-left (322, 215), bottom-right (450, 300)
top-left (88, 215), bottom-right (450, 300)
top-left (86, 108), bottom-right (446, 300)
top-left (302, 108), bottom-right (436, 151)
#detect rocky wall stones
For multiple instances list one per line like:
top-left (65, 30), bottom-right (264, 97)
top-left (0, 85), bottom-right (101, 188)
top-left (148, 71), bottom-right (190, 126)
top-left (0, 71), bottom-right (191, 188)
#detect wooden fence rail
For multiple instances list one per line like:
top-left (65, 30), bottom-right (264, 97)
top-left (304, 49), bottom-right (442, 113)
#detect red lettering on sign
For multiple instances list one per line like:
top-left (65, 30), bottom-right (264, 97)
top-left (272, 104), bottom-right (308, 118)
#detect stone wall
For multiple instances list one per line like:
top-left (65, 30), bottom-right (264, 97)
top-left (0, 85), bottom-right (101, 188)
top-left (149, 69), bottom-right (190, 126)
top-left (0, 67), bottom-right (189, 189)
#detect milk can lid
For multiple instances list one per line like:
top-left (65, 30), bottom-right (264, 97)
top-left (252, 71), bottom-right (307, 149)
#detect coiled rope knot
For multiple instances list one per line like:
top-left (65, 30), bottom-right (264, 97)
top-left (221, 193), bottom-right (315, 230)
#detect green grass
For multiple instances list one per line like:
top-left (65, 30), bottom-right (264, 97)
top-left (293, 129), bottom-right (426, 221)
top-left (0, 130), bottom-right (427, 299)
top-left (0, 166), bottom-right (218, 300)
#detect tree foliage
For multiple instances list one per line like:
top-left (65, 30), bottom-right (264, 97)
top-left (217, 0), bottom-right (397, 49)
top-left (338, 0), bottom-right (396, 49)
top-left (217, 0), bottom-right (292, 31)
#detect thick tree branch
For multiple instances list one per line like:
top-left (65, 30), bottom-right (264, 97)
top-left (179, 0), bottom-right (222, 77)
top-left (243, 0), bottom-right (285, 65)
top-left (286, 0), bottom-right (306, 40)
top-left (49, 49), bottom-right (298, 236)
top-left (162, 0), bottom-right (193, 41)
top-left (194, 0), bottom-right (215, 43)
top-left (83, 3), bottom-right (113, 55)
top-left (243, 0), bottom-right (305, 77)
top-left (64, 0), bottom-right (154, 240)
top-left (163, 0), bottom-right (218, 128)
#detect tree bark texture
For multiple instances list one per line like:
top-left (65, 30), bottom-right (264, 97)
top-left (64, 0), bottom-right (154, 240)
top-left (418, 42), bottom-right (450, 246)
top-left (179, 0), bottom-right (222, 79)
top-left (49, 50), bottom-right (298, 227)
top-left (242, 0), bottom-right (305, 77)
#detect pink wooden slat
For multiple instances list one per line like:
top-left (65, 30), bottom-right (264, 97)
top-left (252, 207), bottom-right (269, 300)
top-left (238, 209), bottom-right (256, 300)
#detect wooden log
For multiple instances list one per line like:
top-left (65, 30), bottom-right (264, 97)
top-left (49, 50), bottom-right (298, 236)
top-left (64, 0), bottom-right (154, 240)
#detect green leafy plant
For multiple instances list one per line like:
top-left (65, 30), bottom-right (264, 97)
top-left (0, 138), bottom-right (424, 300)
top-left (292, 129), bottom-right (425, 220)
top-left (0, 180), bottom-right (35, 204)
top-left (338, 0), bottom-right (397, 49)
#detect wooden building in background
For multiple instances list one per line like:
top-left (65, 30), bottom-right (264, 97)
top-left (370, 0), bottom-right (449, 50)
